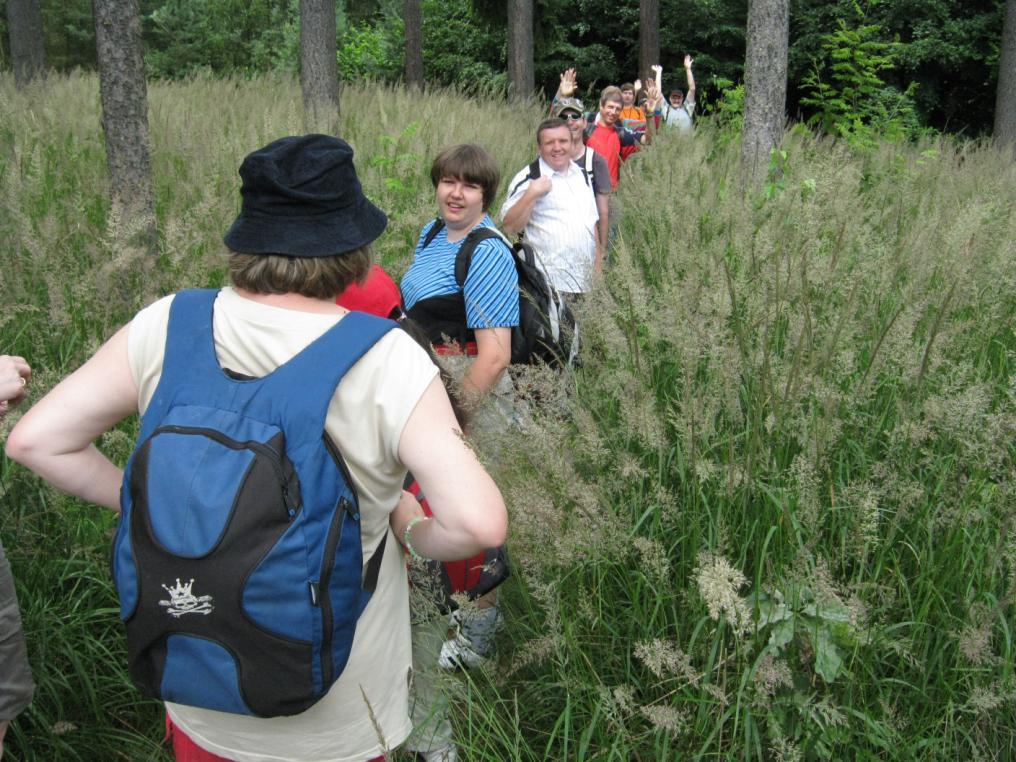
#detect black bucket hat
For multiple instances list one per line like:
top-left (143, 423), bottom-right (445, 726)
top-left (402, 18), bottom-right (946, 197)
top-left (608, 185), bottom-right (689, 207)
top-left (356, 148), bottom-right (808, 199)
top-left (223, 134), bottom-right (387, 257)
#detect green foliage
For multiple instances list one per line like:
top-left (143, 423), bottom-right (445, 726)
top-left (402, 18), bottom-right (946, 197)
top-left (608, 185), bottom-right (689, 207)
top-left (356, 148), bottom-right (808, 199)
top-left (789, 0), bottom-right (1005, 135)
top-left (0, 0), bottom-right (1005, 134)
top-left (337, 20), bottom-right (402, 82)
top-left (2, 66), bottom-right (1016, 762)
top-left (709, 75), bottom-right (745, 131)
top-left (754, 583), bottom-right (863, 684)
top-left (799, 13), bottom-right (923, 146)
top-left (420, 0), bottom-right (505, 90)
top-left (142, 0), bottom-right (293, 78)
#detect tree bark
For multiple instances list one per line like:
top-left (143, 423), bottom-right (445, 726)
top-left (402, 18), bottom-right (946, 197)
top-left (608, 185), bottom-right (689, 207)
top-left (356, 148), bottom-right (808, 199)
top-left (7, 0), bottom-right (46, 88)
top-left (638, 0), bottom-right (660, 82)
top-left (507, 0), bottom-right (534, 99)
top-left (300, 0), bottom-right (340, 135)
top-left (995, 0), bottom-right (1016, 153)
top-left (404, 0), bottom-right (424, 89)
top-left (92, 0), bottom-right (156, 242)
top-left (741, 0), bottom-right (789, 190)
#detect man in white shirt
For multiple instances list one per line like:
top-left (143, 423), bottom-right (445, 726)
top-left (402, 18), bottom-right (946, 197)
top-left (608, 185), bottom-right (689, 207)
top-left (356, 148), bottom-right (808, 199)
top-left (500, 118), bottom-right (601, 297)
top-left (661, 55), bottom-right (697, 133)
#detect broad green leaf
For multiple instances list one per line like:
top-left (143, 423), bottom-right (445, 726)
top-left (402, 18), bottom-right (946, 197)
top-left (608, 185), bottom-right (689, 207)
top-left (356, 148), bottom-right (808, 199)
top-left (814, 627), bottom-right (843, 683)
top-left (769, 618), bottom-right (795, 649)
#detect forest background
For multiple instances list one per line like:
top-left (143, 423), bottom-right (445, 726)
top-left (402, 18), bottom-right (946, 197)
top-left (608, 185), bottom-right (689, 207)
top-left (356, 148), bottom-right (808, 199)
top-left (0, 0), bottom-right (1008, 137)
top-left (0, 0), bottom-right (1014, 760)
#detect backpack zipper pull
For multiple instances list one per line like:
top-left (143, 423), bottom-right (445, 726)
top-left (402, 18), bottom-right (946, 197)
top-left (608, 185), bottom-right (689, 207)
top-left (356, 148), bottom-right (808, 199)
top-left (282, 483), bottom-right (298, 519)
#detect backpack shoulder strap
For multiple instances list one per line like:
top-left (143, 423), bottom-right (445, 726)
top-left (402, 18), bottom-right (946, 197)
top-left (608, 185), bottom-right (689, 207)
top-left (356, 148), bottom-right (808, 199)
top-left (161, 288), bottom-right (220, 381)
top-left (421, 218), bottom-right (445, 250)
top-left (508, 160), bottom-right (541, 198)
top-left (139, 288), bottom-right (221, 441)
top-left (581, 147), bottom-right (594, 186)
top-left (453, 227), bottom-right (512, 288)
top-left (264, 312), bottom-right (397, 448)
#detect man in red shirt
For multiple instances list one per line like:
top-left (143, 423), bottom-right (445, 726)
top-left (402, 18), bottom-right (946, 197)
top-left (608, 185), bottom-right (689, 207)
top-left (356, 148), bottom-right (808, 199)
top-left (553, 69), bottom-right (644, 190)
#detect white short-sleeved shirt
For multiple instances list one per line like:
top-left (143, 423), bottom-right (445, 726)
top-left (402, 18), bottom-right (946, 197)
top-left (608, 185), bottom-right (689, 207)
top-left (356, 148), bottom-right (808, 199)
top-left (127, 287), bottom-right (439, 762)
top-left (663, 99), bottom-right (695, 132)
top-left (500, 157), bottom-right (599, 294)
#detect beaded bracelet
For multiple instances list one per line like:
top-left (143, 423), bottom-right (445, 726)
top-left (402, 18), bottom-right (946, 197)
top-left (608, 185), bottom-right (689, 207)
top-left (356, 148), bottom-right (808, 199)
top-left (402, 516), bottom-right (428, 561)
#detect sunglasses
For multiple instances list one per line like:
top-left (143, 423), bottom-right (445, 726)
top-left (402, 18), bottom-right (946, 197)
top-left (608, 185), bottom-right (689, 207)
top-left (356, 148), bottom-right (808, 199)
top-left (561, 112), bottom-right (583, 121)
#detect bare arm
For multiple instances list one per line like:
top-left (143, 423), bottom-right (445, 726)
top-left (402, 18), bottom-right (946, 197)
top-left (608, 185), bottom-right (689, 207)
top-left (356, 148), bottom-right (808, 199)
top-left (595, 193), bottom-right (609, 270)
top-left (6, 326), bottom-right (138, 511)
top-left (684, 55), bottom-right (696, 101)
top-left (461, 326), bottom-right (511, 412)
top-left (501, 176), bottom-right (551, 237)
top-left (394, 375), bottom-right (507, 559)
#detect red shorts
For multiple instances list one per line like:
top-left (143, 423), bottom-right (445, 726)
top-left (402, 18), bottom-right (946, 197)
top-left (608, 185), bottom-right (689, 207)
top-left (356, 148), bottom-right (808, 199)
top-left (166, 714), bottom-right (386, 762)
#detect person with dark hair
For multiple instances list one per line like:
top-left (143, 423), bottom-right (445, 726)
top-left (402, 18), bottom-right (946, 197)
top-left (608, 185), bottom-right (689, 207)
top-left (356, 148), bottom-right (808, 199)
top-left (0, 354), bottom-right (34, 759)
top-left (660, 56), bottom-right (697, 132)
top-left (619, 80), bottom-right (648, 154)
top-left (400, 144), bottom-right (519, 689)
top-left (7, 135), bottom-right (507, 762)
top-left (501, 118), bottom-right (601, 297)
top-left (401, 144), bottom-right (519, 418)
top-left (552, 97), bottom-right (611, 257)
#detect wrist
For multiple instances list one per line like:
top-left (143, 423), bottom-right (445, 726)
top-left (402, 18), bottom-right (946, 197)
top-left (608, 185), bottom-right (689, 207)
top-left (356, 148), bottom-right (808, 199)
top-left (402, 515), bottom-right (429, 560)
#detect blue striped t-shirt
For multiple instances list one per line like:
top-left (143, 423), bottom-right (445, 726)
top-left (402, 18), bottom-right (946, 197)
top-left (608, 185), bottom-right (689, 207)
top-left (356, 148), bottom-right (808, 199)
top-left (401, 215), bottom-right (520, 330)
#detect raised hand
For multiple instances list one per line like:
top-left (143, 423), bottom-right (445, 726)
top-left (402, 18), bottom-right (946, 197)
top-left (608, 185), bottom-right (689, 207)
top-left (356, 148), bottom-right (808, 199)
top-left (529, 176), bottom-right (553, 197)
top-left (559, 68), bottom-right (577, 97)
top-left (650, 64), bottom-right (662, 75)
top-left (684, 54), bottom-right (694, 70)
top-left (634, 78), bottom-right (642, 92)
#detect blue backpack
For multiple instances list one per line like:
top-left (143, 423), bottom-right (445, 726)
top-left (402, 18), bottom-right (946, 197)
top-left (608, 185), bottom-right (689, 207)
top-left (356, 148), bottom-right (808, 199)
top-left (113, 289), bottom-right (396, 717)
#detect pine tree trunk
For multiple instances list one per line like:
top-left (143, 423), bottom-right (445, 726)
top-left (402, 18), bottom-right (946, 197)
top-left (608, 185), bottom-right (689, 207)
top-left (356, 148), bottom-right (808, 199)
top-left (300, 0), bottom-right (340, 135)
top-left (995, 0), bottom-right (1016, 153)
top-left (638, 0), bottom-right (660, 81)
top-left (7, 0), bottom-right (46, 88)
top-left (741, 0), bottom-right (789, 190)
top-left (404, 0), bottom-right (424, 89)
top-left (92, 0), bottom-right (155, 243)
top-left (507, 0), bottom-right (534, 99)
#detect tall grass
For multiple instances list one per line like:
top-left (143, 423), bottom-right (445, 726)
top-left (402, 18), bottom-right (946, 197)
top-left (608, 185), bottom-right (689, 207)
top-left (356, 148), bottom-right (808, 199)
top-left (1, 72), bottom-right (1013, 760)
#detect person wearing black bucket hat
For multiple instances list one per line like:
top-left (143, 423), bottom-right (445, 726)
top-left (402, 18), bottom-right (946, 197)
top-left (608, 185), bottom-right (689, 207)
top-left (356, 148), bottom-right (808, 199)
top-left (7, 134), bottom-right (507, 762)
top-left (224, 134), bottom-right (388, 258)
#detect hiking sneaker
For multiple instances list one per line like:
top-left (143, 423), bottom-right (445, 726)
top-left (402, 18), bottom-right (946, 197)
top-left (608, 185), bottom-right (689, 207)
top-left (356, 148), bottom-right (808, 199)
top-left (438, 606), bottom-right (503, 669)
top-left (415, 745), bottom-right (458, 762)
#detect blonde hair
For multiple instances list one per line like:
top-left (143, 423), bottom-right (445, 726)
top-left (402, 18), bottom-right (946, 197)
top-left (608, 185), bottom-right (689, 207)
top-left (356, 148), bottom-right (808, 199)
top-left (228, 246), bottom-right (372, 299)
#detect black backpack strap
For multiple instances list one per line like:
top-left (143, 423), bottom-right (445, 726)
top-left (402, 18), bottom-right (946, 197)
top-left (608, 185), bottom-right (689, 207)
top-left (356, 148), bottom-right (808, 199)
top-left (453, 228), bottom-right (508, 288)
top-left (581, 148), bottom-right (594, 187)
top-left (508, 160), bottom-right (541, 198)
top-left (361, 533), bottom-right (387, 594)
top-left (421, 218), bottom-right (445, 250)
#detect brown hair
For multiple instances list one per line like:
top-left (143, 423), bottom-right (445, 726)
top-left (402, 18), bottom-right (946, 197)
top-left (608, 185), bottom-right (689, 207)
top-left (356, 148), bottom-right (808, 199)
top-left (536, 117), bottom-right (570, 143)
top-left (600, 86), bottom-right (623, 107)
top-left (228, 246), bottom-right (372, 300)
top-left (430, 144), bottom-right (501, 212)
top-left (620, 82), bottom-right (635, 93)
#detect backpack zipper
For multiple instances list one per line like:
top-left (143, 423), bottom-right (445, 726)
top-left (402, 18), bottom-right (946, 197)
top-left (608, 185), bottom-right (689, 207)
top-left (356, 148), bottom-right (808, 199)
top-left (316, 433), bottom-right (362, 689)
top-left (153, 425), bottom-right (300, 517)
